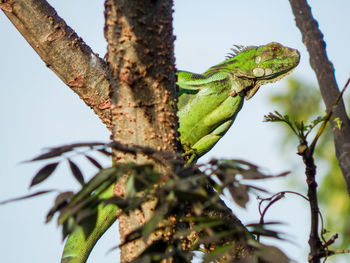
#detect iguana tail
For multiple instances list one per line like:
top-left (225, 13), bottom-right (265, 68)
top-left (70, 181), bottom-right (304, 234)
top-left (61, 185), bottom-right (118, 263)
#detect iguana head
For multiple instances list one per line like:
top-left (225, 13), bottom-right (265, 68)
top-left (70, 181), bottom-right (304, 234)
top-left (244, 42), bottom-right (300, 99)
top-left (205, 42), bottom-right (300, 100)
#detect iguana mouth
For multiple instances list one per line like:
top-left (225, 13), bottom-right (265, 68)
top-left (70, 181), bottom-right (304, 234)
top-left (245, 85), bottom-right (260, 100)
top-left (245, 64), bottom-right (298, 100)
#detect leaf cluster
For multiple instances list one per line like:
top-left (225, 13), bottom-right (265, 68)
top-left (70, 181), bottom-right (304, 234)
top-left (1, 142), bottom-right (291, 263)
top-left (264, 111), bottom-right (324, 143)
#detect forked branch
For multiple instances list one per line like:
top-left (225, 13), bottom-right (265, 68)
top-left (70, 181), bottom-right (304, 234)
top-left (1, 0), bottom-right (113, 129)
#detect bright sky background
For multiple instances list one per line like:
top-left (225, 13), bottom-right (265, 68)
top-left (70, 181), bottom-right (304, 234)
top-left (1, 1), bottom-right (349, 263)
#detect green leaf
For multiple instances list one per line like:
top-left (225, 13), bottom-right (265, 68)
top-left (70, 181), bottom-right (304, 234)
top-left (68, 159), bottom-right (85, 185)
top-left (30, 162), bottom-right (59, 187)
top-left (57, 167), bottom-right (119, 225)
top-left (125, 174), bottom-right (136, 198)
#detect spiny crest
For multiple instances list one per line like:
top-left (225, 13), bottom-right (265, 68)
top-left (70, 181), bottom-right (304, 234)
top-left (225, 44), bottom-right (257, 59)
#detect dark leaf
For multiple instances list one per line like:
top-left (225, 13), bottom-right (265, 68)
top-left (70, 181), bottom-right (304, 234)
top-left (97, 148), bottom-right (112, 156)
top-left (79, 210), bottom-right (98, 238)
top-left (133, 175), bottom-right (151, 192)
top-left (85, 155), bottom-right (103, 169)
top-left (27, 142), bottom-right (107, 162)
top-left (46, 191), bottom-right (74, 223)
top-left (176, 217), bottom-right (228, 241)
top-left (58, 202), bottom-right (82, 227)
top-left (228, 159), bottom-right (259, 169)
top-left (197, 229), bottom-right (241, 246)
top-left (29, 149), bottom-right (69, 162)
top-left (245, 221), bottom-right (284, 227)
top-left (57, 168), bottom-right (119, 226)
top-left (132, 165), bottom-right (160, 192)
top-left (243, 184), bottom-right (268, 194)
top-left (249, 227), bottom-right (284, 240)
top-left (174, 189), bottom-right (208, 202)
top-left (0, 190), bottom-right (54, 205)
top-left (75, 207), bottom-right (97, 225)
top-left (101, 196), bottom-right (127, 207)
top-left (121, 227), bottom-right (142, 246)
top-left (192, 219), bottom-right (226, 232)
top-left (249, 240), bottom-right (290, 263)
top-left (102, 196), bottom-right (145, 212)
top-left (68, 159), bottom-right (85, 185)
top-left (228, 185), bottom-right (249, 208)
top-left (128, 240), bottom-right (170, 262)
top-left (30, 162), bottom-right (59, 187)
top-left (235, 255), bottom-right (256, 263)
top-left (62, 216), bottom-right (76, 241)
top-left (202, 244), bottom-right (236, 263)
top-left (141, 208), bottom-right (166, 239)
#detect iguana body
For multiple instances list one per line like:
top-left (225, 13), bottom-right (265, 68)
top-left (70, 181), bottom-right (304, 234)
top-left (61, 42), bottom-right (300, 262)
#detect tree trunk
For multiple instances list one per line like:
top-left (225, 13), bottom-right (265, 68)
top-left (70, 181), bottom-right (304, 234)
top-left (104, 0), bottom-right (179, 261)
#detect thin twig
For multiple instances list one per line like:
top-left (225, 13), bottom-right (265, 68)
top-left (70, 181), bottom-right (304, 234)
top-left (257, 190), bottom-right (309, 241)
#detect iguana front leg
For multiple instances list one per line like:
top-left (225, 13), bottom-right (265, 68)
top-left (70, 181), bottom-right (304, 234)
top-left (192, 119), bottom-right (233, 153)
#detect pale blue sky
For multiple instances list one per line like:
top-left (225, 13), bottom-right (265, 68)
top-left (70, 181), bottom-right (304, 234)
top-left (1, 1), bottom-right (349, 263)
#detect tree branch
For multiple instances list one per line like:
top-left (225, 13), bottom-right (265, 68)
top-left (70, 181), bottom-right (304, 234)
top-left (289, 0), bottom-right (350, 194)
top-left (299, 141), bottom-right (322, 263)
top-left (1, 0), bottom-right (113, 129)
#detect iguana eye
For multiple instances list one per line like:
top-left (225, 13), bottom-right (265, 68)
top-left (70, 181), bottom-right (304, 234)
top-left (271, 46), bottom-right (279, 52)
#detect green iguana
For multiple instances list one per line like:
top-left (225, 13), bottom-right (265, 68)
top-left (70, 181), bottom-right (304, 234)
top-left (61, 42), bottom-right (300, 262)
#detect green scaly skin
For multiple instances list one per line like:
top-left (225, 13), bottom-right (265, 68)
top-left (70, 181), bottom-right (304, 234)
top-left (61, 185), bottom-right (117, 263)
top-left (61, 42), bottom-right (300, 262)
top-left (177, 42), bottom-right (300, 162)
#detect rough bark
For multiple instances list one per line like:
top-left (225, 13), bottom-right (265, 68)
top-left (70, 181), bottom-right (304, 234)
top-left (103, 0), bottom-right (179, 261)
top-left (1, 0), bottom-right (113, 129)
top-left (289, 0), bottom-right (350, 194)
